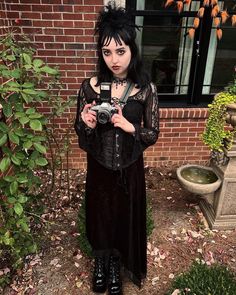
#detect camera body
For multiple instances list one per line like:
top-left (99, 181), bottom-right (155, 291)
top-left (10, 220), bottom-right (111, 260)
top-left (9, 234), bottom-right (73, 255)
top-left (91, 102), bottom-right (117, 125)
top-left (91, 82), bottom-right (117, 124)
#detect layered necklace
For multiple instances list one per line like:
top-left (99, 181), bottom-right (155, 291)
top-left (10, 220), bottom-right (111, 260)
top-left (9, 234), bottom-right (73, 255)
top-left (112, 76), bottom-right (128, 89)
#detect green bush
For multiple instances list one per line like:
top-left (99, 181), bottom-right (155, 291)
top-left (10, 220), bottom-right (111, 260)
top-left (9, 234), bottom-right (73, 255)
top-left (77, 194), bottom-right (155, 257)
top-left (0, 32), bottom-right (64, 288)
top-left (202, 77), bottom-right (236, 153)
top-left (166, 261), bottom-right (236, 295)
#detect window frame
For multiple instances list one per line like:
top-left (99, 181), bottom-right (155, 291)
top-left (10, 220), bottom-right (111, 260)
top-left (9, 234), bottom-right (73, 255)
top-left (126, 0), bottom-right (236, 107)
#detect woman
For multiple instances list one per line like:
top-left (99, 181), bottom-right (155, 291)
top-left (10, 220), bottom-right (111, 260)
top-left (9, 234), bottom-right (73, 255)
top-left (74, 2), bottom-right (159, 294)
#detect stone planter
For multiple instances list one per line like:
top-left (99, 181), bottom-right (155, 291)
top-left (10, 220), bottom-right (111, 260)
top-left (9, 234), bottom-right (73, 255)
top-left (176, 164), bottom-right (222, 206)
top-left (200, 102), bottom-right (236, 229)
top-left (226, 103), bottom-right (236, 127)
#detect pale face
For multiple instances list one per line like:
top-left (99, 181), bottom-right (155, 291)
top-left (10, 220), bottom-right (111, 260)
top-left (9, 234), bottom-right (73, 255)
top-left (101, 37), bottom-right (132, 79)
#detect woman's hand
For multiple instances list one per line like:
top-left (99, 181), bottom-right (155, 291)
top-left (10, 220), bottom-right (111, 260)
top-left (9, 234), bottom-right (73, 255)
top-left (81, 101), bottom-right (97, 129)
top-left (111, 104), bottom-right (135, 134)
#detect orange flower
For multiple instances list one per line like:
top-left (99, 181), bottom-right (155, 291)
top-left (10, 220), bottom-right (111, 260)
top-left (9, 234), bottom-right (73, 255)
top-left (193, 17), bottom-right (200, 28)
top-left (188, 28), bottom-right (195, 38)
top-left (210, 0), bottom-right (218, 6)
top-left (165, 0), bottom-right (174, 7)
top-left (213, 17), bottom-right (221, 27)
top-left (198, 7), bottom-right (205, 18)
top-left (177, 1), bottom-right (184, 13)
top-left (216, 28), bottom-right (222, 40)
top-left (221, 10), bottom-right (229, 24)
top-left (211, 5), bottom-right (220, 17)
top-left (203, 0), bottom-right (210, 7)
top-left (232, 15), bottom-right (236, 26)
top-left (184, 0), bottom-right (192, 5)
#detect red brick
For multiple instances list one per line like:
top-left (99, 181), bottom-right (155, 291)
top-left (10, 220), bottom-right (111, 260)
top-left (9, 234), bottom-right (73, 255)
top-left (85, 43), bottom-right (96, 50)
top-left (57, 50), bottom-right (76, 56)
top-left (38, 50), bottom-right (57, 56)
top-left (32, 5), bottom-right (53, 12)
top-left (61, 77), bottom-right (77, 83)
top-left (46, 57), bottom-right (66, 63)
top-left (65, 43), bottom-right (84, 49)
top-left (23, 27), bottom-right (43, 34)
top-left (84, 29), bottom-right (95, 35)
top-left (53, 5), bottom-right (73, 12)
top-left (54, 20), bottom-right (75, 27)
top-left (41, 0), bottom-right (62, 3)
top-left (66, 57), bottom-right (84, 63)
top-left (44, 28), bottom-right (63, 34)
top-left (6, 11), bottom-right (20, 18)
top-left (21, 0), bottom-right (40, 2)
top-left (33, 20), bottom-right (53, 27)
top-left (84, 13), bottom-right (97, 21)
top-left (85, 57), bottom-right (97, 64)
top-left (64, 28), bottom-right (83, 35)
top-left (62, 13), bottom-right (82, 20)
top-left (10, 5), bottom-right (32, 11)
top-left (63, 0), bottom-right (83, 4)
top-left (81, 51), bottom-right (96, 57)
top-left (59, 64), bottom-right (77, 70)
top-left (35, 35), bottom-right (54, 42)
top-left (74, 21), bottom-right (94, 28)
top-left (42, 13), bottom-right (62, 19)
top-left (55, 35), bottom-right (75, 42)
top-left (21, 12), bottom-right (41, 19)
top-left (75, 35), bottom-right (95, 43)
top-left (94, 6), bottom-right (103, 12)
top-left (74, 6), bottom-right (95, 13)
top-left (66, 71), bottom-right (85, 77)
top-left (45, 43), bottom-right (64, 49)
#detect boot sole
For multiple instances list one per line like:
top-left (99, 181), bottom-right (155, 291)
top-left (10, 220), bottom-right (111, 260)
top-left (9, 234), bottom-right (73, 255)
top-left (92, 285), bottom-right (107, 293)
top-left (108, 289), bottom-right (123, 295)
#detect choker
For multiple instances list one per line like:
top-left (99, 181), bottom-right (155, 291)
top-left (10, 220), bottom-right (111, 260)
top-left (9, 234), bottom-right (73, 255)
top-left (112, 77), bottom-right (128, 89)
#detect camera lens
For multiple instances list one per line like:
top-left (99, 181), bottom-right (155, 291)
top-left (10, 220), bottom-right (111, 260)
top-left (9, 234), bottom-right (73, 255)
top-left (98, 111), bottom-right (110, 124)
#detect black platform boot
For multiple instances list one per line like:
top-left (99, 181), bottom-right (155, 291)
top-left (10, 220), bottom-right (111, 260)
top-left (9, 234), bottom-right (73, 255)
top-left (108, 255), bottom-right (122, 295)
top-left (92, 256), bottom-right (107, 293)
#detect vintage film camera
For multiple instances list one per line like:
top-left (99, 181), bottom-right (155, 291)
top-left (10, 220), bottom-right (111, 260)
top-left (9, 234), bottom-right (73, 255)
top-left (91, 82), bottom-right (117, 124)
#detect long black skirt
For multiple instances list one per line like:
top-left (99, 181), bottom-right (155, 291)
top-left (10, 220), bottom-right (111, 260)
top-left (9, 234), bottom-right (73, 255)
top-left (85, 154), bottom-right (147, 287)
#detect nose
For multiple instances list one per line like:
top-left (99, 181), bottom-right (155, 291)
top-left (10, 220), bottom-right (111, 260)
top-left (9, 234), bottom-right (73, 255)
top-left (111, 53), bottom-right (118, 64)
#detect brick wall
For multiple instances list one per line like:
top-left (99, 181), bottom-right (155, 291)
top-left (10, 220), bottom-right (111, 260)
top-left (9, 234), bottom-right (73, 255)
top-left (0, 1), bottom-right (10, 35)
top-left (2, 0), bottom-right (210, 169)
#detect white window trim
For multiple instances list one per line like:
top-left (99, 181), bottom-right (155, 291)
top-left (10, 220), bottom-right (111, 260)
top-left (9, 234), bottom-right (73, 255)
top-left (104, 0), bottom-right (126, 7)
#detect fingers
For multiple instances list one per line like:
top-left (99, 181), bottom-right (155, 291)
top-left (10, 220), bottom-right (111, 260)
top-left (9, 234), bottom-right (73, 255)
top-left (83, 103), bottom-right (92, 113)
top-left (112, 105), bottom-right (123, 122)
top-left (115, 104), bottom-right (122, 115)
top-left (81, 102), bottom-right (97, 128)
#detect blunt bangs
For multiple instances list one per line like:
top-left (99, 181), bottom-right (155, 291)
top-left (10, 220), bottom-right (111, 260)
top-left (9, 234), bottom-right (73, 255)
top-left (99, 28), bottom-right (135, 49)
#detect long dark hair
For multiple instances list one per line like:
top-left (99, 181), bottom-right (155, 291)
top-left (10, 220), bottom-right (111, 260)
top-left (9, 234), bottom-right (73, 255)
top-left (95, 1), bottom-right (150, 88)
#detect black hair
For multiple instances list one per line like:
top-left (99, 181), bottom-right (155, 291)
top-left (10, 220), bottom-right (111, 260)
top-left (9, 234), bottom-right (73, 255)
top-left (95, 1), bottom-right (150, 88)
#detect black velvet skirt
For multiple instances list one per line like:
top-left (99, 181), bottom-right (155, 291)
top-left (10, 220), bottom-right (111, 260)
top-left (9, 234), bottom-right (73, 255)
top-left (85, 153), bottom-right (147, 287)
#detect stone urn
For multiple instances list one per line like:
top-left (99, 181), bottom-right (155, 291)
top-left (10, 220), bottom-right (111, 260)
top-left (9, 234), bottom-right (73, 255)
top-left (226, 103), bottom-right (236, 127)
top-left (176, 164), bottom-right (222, 206)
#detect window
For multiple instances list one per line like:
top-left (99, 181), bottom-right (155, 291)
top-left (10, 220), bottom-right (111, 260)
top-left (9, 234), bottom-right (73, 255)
top-left (126, 0), bottom-right (236, 107)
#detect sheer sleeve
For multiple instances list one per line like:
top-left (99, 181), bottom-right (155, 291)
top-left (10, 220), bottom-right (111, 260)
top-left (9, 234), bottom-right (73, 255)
top-left (74, 81), bottom-right (95, 149)
top-left (133, 83), bottom-right (159, 149)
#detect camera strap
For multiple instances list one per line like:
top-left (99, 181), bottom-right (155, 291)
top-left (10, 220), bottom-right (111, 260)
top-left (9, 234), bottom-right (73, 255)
top-left (119, 81), bottom-right (134, 107)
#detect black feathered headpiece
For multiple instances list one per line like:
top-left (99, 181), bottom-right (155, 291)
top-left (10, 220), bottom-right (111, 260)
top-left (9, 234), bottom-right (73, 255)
top-left (95, 1), bottom-right (139, 48)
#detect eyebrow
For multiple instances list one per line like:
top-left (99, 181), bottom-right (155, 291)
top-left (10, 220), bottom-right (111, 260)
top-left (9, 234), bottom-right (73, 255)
top-left (102, 47), bottom-right (126, 51)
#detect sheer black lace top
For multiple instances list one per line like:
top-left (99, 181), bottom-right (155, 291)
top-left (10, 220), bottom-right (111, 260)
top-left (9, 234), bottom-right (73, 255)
top-left (74, 78), bottom-right (159, 170)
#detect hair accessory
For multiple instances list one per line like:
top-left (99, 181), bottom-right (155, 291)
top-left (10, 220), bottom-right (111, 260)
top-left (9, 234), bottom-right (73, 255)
top-left (95, 1), bottom-right (140, 47)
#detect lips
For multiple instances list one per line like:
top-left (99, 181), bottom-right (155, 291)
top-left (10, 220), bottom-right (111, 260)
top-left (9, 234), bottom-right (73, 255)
top-left (112, 66), bottom-right (120, 71)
